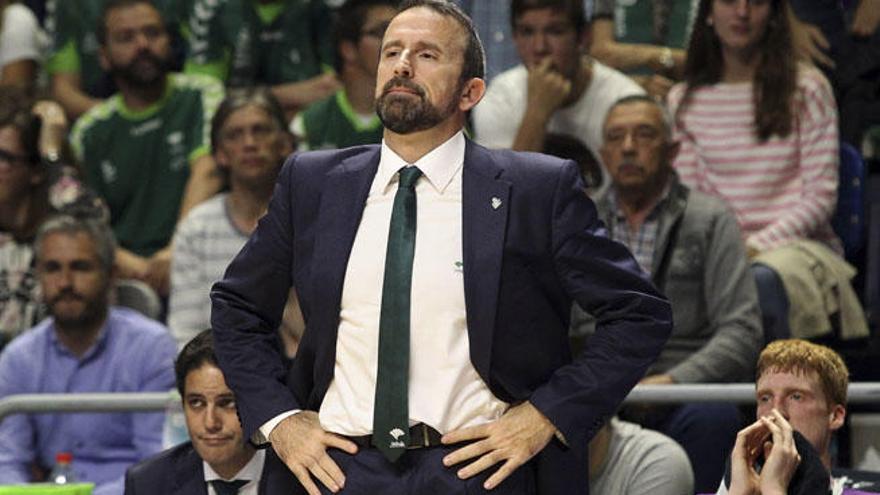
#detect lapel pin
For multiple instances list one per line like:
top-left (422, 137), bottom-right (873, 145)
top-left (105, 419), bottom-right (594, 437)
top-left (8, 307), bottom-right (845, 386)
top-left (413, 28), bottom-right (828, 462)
top-left (491, 197), bottom-right (502, 210)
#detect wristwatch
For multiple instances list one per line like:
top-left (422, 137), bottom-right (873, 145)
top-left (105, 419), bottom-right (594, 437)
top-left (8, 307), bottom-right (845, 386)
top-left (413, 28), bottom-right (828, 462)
top-left (658, 47), bottom-right (675, 71)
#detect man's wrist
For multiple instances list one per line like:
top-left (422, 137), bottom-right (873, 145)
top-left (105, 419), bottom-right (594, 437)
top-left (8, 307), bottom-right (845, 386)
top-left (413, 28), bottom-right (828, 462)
top-left (256, 409), bottom-right (301, 444)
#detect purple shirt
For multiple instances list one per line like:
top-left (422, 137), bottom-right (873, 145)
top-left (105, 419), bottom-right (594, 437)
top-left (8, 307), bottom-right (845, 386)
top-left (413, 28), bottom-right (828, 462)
top-left (0, 307), bottom-right (176, 495)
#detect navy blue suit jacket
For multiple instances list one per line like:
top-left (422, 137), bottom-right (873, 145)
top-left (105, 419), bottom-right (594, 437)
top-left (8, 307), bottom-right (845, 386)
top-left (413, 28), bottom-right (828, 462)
top-left (124, 443), bottom-right (295, 495)
top-left (211, 140), bottom-right (672, 494)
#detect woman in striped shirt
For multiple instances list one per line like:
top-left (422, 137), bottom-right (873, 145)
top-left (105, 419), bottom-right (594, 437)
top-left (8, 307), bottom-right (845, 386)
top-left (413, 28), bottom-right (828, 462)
top-left (668, 0), bottom-right (843, 342)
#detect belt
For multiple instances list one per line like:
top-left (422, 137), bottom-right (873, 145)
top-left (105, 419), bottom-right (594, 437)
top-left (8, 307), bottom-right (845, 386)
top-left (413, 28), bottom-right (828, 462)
top-left (348, 423), bottom-right (443, 450)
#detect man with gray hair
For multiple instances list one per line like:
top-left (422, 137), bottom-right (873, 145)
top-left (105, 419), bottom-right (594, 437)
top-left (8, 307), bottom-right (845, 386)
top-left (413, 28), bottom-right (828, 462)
top-left (0, 214), bottom-right (177, 495)
top-left (571, 94), bottom-right (763, 492)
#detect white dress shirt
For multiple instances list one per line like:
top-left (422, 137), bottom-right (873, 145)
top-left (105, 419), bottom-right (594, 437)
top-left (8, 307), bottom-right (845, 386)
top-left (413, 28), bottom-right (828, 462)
top-left (204, 448), bottom-right (265, 495)
top-left (260, 131), bottom-right (509, 440)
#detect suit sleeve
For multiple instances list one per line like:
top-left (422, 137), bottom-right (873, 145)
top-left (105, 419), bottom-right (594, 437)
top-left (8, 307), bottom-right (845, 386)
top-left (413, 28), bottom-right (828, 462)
top-left (529, 161), bottom-right (673, 447)
top-left (211, 157), bottom-right (298, 439)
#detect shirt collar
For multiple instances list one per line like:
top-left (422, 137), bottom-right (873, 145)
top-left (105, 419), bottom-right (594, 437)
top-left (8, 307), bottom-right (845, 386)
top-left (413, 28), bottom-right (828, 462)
top-left (49, 312), bottom-right (111, 360)
top-left (203, 448), bottom-right (265, 484)
top-left (376, 131), bottom-right (465, 194)
top-left (609, 177), bottom-right (674, 224)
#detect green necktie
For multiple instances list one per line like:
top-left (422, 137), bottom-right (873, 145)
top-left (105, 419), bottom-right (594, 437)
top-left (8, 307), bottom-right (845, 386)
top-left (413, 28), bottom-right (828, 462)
top-left (210, 479), bottom-right (248, 495)
top-left (372, 166), bottom-right (422, 462)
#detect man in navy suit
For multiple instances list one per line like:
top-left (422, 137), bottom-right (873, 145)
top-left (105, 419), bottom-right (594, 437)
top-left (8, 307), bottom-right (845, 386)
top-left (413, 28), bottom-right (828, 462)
top-left (210, 1), bottom-right (672, 494)
top-left (124, 330), bottom-right (297, 494)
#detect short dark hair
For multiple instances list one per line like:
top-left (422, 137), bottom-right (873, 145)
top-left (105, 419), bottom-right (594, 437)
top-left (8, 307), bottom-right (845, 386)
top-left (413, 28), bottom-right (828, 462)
top-left (335, 0), bottom-right (399, 73)
top-left (397, 0), bottom-right (485, 82)
top-left (175, 329), bottom-right (219, 396)
top-left (210, 87), bottom-right (288, 151)
top-left (510, 0), bottom-right (587, 36)
top-left (97, 0), bottom-right (163, 45)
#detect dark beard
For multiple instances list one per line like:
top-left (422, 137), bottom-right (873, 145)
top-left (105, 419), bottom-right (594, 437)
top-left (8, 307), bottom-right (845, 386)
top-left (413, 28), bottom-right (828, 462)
top-left (48, 291), bottom-right (109, 331)
top-left (109, 50), bottom-right (169, 89)
top-left (375, 77), bottom-right (460, 134)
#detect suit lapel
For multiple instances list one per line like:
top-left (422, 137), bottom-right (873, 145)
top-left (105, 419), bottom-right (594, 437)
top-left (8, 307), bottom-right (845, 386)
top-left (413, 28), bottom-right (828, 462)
top-left (310, 148), bottom-right (380, 398)
top-left (173, 445), bottom-right (208, 495)
top-left (462, 141), bottom-right (510, 379)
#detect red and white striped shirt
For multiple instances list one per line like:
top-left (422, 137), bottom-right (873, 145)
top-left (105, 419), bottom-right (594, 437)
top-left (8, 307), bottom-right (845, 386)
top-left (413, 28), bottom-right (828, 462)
top-left (668, 66), bottom-right (841, 253)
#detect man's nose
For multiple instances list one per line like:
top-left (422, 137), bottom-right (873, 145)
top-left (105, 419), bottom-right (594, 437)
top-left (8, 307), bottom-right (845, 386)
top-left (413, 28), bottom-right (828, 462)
top-left (393, 51), bottom-right (413, 78)
top-left (204, 406), bottom-right (222, 431)
top-left (734, 0), bottom-right (751, 17)
top-left (533, 32), bottom-right (550, 54)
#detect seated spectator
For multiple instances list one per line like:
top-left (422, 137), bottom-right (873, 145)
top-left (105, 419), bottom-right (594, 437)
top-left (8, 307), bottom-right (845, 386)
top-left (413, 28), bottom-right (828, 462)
top-left (291, 0), bottom-right (396, 151)
top-left (589, 417), bottom-right (694, 494)
top-left (168, 87), bottom-right (296, 350)
top-left (0, 214), bottom-right (177, 495)
top-left (717, 339), bottom-right (879, 494)
top-left (186, 0), bottom-right (340, 117)
top-left (589, 0), bottom-right (688, 99)
top-left (0, 0), bottom-right (45, 89)
top-left (125, 329), bottom-right (297, 494)
top-left (669, 0), bottom-right (867, 342)
top-left (573, 94), bottom-right (762, 491)
top-left (45, 0), bottom-right (185, 119)
top-left (0, 85), bottom-right (104, 346)
top-left (70, 0), bottom-right (224, 297)
top-left (472, 0), bottom-right (644, 196)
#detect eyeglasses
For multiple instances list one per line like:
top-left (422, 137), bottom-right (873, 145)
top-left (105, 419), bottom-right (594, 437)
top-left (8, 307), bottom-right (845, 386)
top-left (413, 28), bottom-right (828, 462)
top-left (361, 21), bottom-right (390, 39)
top-left (0, 148), bottom-right (33, 168)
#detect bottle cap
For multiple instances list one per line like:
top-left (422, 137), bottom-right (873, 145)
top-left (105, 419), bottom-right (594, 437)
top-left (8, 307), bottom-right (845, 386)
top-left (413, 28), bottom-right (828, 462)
top-left (55, 452), bottom-right (73, 463)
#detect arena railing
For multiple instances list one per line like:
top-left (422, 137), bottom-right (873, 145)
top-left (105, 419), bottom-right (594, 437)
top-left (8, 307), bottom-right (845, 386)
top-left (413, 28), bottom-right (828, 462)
top-left (2, 383), bottom-right (880, 420)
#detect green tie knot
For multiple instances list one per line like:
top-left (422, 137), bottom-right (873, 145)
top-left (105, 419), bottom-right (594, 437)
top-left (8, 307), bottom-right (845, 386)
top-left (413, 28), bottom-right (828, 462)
top-left (398, 166), bottom-right (422, 189)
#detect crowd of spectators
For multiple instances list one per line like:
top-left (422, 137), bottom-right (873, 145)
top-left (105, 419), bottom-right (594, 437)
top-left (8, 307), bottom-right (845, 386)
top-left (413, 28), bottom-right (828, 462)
top-left (0, 0), bottom-right (878, 493)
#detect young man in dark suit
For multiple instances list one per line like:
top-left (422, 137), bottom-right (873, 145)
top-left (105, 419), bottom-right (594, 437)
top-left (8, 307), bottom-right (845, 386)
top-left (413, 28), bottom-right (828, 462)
top-left (124, 330), bottom-right (296, 494)
top-left (210, 1), bottom-right (673, 494)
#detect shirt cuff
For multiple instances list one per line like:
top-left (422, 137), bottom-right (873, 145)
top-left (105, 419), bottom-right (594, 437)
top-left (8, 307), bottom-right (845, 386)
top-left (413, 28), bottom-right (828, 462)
top-left (254, 410), bottom-right (301, 445)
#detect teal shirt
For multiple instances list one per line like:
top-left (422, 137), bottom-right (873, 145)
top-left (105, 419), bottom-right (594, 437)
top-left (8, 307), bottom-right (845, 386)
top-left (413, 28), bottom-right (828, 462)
top-left (70, 73), bottom-right (225, 256)
top-left (295, 90), bottom-right (384, 150)
top-left (186, 0), bottom-right (334, 86)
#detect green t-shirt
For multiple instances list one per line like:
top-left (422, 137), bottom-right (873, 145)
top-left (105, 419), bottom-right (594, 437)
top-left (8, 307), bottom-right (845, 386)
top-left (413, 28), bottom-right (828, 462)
top-left (594, 0), bottom-right (698, 49)
top-left (294, 90), bottom-right (384, 150)
top-left (185, 0), bottom-right (334, 87)
top-left (45, 0), bottom-right (184, 97)
top-left (70, 73), bottom-right (225, 256)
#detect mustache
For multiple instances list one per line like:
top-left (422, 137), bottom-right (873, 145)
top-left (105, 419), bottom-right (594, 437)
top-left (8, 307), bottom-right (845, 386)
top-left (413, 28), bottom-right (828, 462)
top-left (49, 289), bottom-right (84, 305)
top-left (381, 77), bottom-right (426, 98)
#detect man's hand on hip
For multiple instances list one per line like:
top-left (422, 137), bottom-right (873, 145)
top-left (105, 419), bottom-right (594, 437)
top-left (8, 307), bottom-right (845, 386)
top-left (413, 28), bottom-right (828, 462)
top-left (440, 401), bottom-right (556, 490)
top-left (269, 411), bottom-right (358, 495)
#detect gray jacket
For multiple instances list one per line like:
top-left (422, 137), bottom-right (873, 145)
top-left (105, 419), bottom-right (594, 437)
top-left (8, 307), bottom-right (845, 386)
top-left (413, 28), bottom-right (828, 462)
top-left (573, 176), bottom-right (762, 382)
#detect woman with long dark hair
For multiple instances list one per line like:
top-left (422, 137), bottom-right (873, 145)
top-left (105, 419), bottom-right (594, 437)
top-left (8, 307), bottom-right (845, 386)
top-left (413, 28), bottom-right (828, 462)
top-left (669, 0), bottom-right (848, 345)
top-left (671, 0), bottom-right (839, 254)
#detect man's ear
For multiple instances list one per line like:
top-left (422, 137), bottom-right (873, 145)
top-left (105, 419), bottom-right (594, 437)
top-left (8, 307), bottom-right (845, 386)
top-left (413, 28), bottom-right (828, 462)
top-left (214, 148), bottom-right (230, 170)
top-left (665, 140), bottom-right (681, 164)
top-left (579, 23), bottom-right (593, 52)
top-left (458, 77), bottom-right (486, 111)
top-left (339, 40), bottom-right (358, 66)
top-left (98, 46), bottom-right (110, 72)
top-left (829, 404), bottom-right (846, 431)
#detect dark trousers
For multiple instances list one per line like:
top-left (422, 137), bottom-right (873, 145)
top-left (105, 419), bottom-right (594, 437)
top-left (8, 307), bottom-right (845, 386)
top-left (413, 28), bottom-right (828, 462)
top-left (307, 445), bottom-right (536, 495)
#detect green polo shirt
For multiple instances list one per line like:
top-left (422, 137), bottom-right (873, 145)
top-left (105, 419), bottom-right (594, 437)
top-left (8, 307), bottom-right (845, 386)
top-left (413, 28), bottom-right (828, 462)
top-left (70, 73), bottom-right (224, 256)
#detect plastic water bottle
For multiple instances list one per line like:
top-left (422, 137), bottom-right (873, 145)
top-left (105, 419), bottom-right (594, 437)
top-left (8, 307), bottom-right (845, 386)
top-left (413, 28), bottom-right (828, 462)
top-left (49, 452), bottom-right (76, 484)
